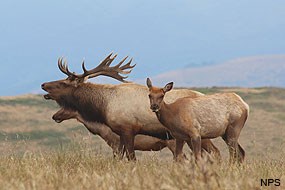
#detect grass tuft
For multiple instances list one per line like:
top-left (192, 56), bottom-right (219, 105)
top-left (0, 145), bottom-right (284, 190)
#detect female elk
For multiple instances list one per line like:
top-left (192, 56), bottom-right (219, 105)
top-left (146, 78), bottom-right (249, 163)
top-left (52, 107), bottom-right (178, 156)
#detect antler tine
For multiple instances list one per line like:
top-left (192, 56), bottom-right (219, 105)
top-left (82, 60), bottom-right (87, 73)
top-left (98, 52), bottom-right (114, 67)
top-left (102, 72), bottom-right (130, 83)
top-left (106, 56), bottom-right (135, 74)
top-left (57, 53), bottom-right (135, 82)
top-left (64, 59), bottom-right (73, 75)
top-left (58, 57), bottom-right (68, 75)
top-left (72, 53), bottom-right (135, 83)
top-left (118, 58), bottom-right (136, 74)
top-left (86, 55), bottom-right (135, 82)
top-left (80, 53), bottom-right (114, 78)
top-left (58, 57), bottom-right (76, 77)
top-left (120, 58), bottom-right (135, 70)
top-left (106, 54), bottom-right (117, 66)
top-left (115, 56), bottom-right (128, 68)
top-left (58, 57), bottom-right (62, 70)
top-left (82, 52), bottom-right (114, 74)
top-left (118, 76), bottom-right (129, 83)
top-left (63, 59), bottom-right (68, 72)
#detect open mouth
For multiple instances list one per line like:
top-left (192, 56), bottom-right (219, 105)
top-left (52, 111), bottom-right (63, 123)
top-left (44, 94), bottom-right (51, 100)
top-left (151, 109), bottom-right (159, 113)
top-left (52, 114), bottom-right (63, 123)
top-left (54, 119), bottom-right (62, 123)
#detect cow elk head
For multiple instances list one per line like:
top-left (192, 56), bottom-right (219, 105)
top-left (52, 108), bottom-right (79, 123)
top-left (146, 78), bottom-right (173, 112)
top-left (41, 53), bottom-right (135, 101)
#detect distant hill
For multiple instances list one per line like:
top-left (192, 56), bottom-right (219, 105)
top-left (2, 55), bottom-right (285, 96)
top-left (147, 55), bottom-right (285, 87)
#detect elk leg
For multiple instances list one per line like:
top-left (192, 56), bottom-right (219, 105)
top-left (223, 110), bottom-right (247, 164)
top-left (122, 133), bottom-right (136, 161)
top-left (201, 139), bottom-right (221, 161)
top-left (189, 135), bottom-right (202, 161)
top-left (186, 127), bottom-right (202, 162)
top-left (166, 139), bottom-right (177, 158)
top-left (175, 139), bottom-right (185, 162)
top-left (222, 125), bottom-right (241, 164)
top-left (99, 129), bottom-right (121, 157)
top-left (222, 133), bottom-right (238, 164)
top-left (187, 140), bottom-right (209, 159)
top-left (187, 139), bottom-right (221, 162)
top-left (118, 136), bottom-right (126, 159)
top-left (164, 139), bottom-right (187, 160)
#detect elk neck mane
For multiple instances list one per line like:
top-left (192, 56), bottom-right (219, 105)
top-left (59, 82), bottom-right (118, 123)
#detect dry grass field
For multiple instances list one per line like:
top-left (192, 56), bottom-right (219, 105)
top-left (0, 87), bottom-right (284, 189)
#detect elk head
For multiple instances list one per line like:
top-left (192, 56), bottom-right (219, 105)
top-left (146, 78), bottom-right (173, 112)
top-left (41, 53), bottom-right (135, 102)
top-left (52, 108), bottom-right (79, 123)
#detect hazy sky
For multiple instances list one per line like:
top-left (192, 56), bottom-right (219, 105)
top-left (1, 0), bottom-right (285, 95)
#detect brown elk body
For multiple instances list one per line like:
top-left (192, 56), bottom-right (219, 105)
top-left (147, 78), bottom-right (249, 164)
top-left (41, 53), bottom-right (220, 160)
top-left (53, 108), bottom-right (178, 156)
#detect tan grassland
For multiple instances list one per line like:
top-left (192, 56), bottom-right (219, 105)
top-left (0, 87), bottom-right (284, 189)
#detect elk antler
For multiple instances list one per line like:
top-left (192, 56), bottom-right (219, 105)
top-left (57, 53), bottom-right (136, 82)
top-left (83, 53), bottom-right (135, 82)
top-left (58, 58), bottom-right (77, 77)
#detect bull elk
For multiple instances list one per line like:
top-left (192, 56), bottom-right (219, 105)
top-left (41, 53), bottom-right (220, 160)
top-left (146, 78), bottom-right (249, 163)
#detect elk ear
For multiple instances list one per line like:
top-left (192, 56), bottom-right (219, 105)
top-left (146, 78), bottom-right (152, 89)
top-left (163, 82), bottom-right (173, 93)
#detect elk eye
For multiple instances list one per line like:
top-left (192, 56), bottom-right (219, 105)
top-left (148, 94), bottom-right (151, 98)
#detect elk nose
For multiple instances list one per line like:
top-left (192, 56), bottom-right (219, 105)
top-left (41, 83), bottom-right (46, 89)
top-left (52, 114), bottom-right (62, 123)
top-left (151, 104), bottom-right (159, 111)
